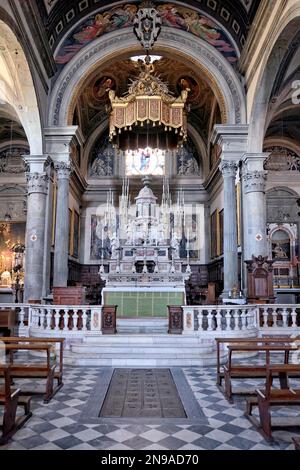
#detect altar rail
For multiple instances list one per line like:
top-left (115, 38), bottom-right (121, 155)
top-left (182, 304), bottom-right (300, 335)
top-left (0, 303), bottom-right (299, 336)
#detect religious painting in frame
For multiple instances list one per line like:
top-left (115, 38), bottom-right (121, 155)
top-left (51, 183), bottom-right (57, 247)
top-left (73, 210), bottom-right (80, 259)
top-left (236, 182), bottom-right (241, 246)
top-left (68, 208), bottom-right (73, 256)
top-left (210, 210), bottom-right (218, 260)
top-left (219, 209), bottom-right (224, 256)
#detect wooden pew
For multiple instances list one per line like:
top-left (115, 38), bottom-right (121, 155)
top-left (216, 337), bottom-right (296, 393)
top-left (0, 343), bottom-right (57, 403)
top-left (293, 437), bottom-right (300, 450)
top-left (249, 365), bottom-right (300, 440)
top-left (0, 309), bottom-right (17, 337)
top-left (223, 343), bottom-right (299, 402)
top-left (1, 337), bottom-right (65, 393)
top-left (0, 366), bottom-right (32, 445)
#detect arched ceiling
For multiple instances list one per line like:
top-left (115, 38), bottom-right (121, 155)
top-left (72, 55), bottom-right (221, 144)
top-left (265, 35), bottom-right (300, 150)
top-left (23, 1), bottom-right (260, 78)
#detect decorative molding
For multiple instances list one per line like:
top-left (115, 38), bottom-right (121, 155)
top-left (0, 148), bottom-right (29, 174)
top-left (54, 161), bottom-right (73, 179)
top-left (133, 1), bottom-right (162, 51)
top-left (264, 146), bottom-right (300, 172)
top-left (220, 160), bottom-right (238, 177)
top-left (89, 137), bottom-right (114, 178)
top-left (242, 170), bottom-right (267, 193)
top-left (49, 28), bottom-right (246, 127)
top-left (26, 173), bottom-right (49, 195)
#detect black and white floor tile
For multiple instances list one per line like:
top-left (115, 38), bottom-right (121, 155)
top-left (1, 357), bottom-right (300, 450)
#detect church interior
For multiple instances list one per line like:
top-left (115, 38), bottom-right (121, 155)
top-left (0, 0), bottom-right (300, 452)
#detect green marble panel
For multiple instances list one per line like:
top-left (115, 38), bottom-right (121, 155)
top-left (104, 291), bottom-right (184, 317)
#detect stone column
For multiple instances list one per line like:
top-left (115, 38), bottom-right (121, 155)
top-left (53, 162), bottom-right (72, 287)
top-left (220, 161), bottom-right (239, 296)
top-left (24, 168), bottom-right (49, 302)
top-left (242, 154), bottom-right (269, 261)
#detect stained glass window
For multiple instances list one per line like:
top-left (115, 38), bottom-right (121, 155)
top-left (125, 147), bottom-right (165, 176)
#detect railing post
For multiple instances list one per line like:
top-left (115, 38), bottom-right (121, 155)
top-left (291, 308), bottom-right (297, 328)
top-left (215, 309), bottom-right (222, 332)
top-left (225, 308), bottom-right (231, 331)
top-left (82, 309), bottom-right (88, 331)
top-left (282, 307), bottom-right (288, 328)
top-left (73, 309), bottom-right (78, 331)
top-left (263, 307), bottom-right (269, 329)
top-left (90, 307), bottom-right (102, 332)
top-left (182, 307), bottom-right (195, 335)
top-left (46, 308), bottom-right (52, 330)
top-left (18, 307), bottom-right (25, 328)
top-left (241, 308), bottom-right (247, 330)
top-left (207, 309), bottom-right (213, 331)
top-left (54, 309), bottom-right (60, 331)
top-left (233, 309), bottom-right (239, 331)
top-left (63, 309), bottom-right (69, 331)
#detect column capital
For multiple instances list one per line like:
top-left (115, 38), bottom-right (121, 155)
top-left (212, 124), bottom-right (249, 160)
top-left (54, 161), bottom-right (73, 180)
top-left (44, 126), bottom-right (85, 155)
top-left (26, 173), bottom-right (49, 195)
top-left (242, 153), bottom-right (271, 171)
top-left (220, 160), bottom-right (238, 177)
top-left (242, 170), bottom-right (268, 194)
top-left (22, 155), bottom-right (51, 174)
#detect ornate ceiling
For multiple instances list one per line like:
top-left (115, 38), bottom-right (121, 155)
top-left (74, 55), bottom-right (220, 143)
top-left (22, 1), bottom-right (260, 78)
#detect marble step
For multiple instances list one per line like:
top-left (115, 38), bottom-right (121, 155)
top-left (116, 318), bottom-right (168, 334)
top-left (64, 351), bottom-right (226, 367)
top-left (70, 343), bottom-right (214, 355)
top-left (83, 334), bottom-right (212, 345)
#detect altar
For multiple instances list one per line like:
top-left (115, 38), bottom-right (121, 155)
top-left (99, 178), bottom-right (190, 318)
top-left (103, 287), bottom-right (185, 317)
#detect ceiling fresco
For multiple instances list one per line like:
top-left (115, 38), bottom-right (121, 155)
top-left (54, 3), bottom-right (238, 70)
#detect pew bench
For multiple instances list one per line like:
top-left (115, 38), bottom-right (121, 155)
top-left (1, 337), bottom-right (65, 394)
top-left (215, 337), bottom-right (298, 388)
top-left (0, 343), bottom-right (58, 403)
top-left (247, 365), bottom-right (300, 440)
top-left (223, 343), bottom-right (299, 402)
top-left (0, 366), bottom-right (32, 445)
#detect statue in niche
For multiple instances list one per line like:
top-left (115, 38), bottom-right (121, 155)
top-left (89, 139), bottom-right (114, 177)
top-left (177, 141), bottom-right (200, 176)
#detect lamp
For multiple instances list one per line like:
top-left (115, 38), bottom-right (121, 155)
top-left (107, 2), bottom-right (190, 151)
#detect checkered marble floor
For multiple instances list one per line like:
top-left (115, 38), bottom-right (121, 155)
top-left (1, 357), bottom-right (300, 450)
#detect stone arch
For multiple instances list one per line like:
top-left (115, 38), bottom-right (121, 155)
top-left (0, 16), bottom-right (43, 154)
top-left (49, 28), bottom-right (246, 128)
top-left (248, 5), bottom-right (300, 153)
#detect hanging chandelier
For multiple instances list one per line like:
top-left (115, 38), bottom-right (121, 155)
top-left (107, 1), bottom-right (190, 151)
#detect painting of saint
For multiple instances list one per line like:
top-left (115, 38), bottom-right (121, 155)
top-left (92, 76), bottom-right (116, 102)
top-left (139, 148), bottom-right (151, 172)
top-left (126, 148), bottom-right (165, 176)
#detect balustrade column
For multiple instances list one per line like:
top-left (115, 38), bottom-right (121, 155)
top-left (24, 162), bottom-right (49, 302)
top-left (220, 161), bottom-right (239, 296)
top-left (242, 154), bottom-right (268, 261)
top-left (53, 162), bottom-right (72, 287)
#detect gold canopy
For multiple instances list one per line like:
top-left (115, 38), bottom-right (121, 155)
top-left (107, 58), bottom-right (190, 149)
